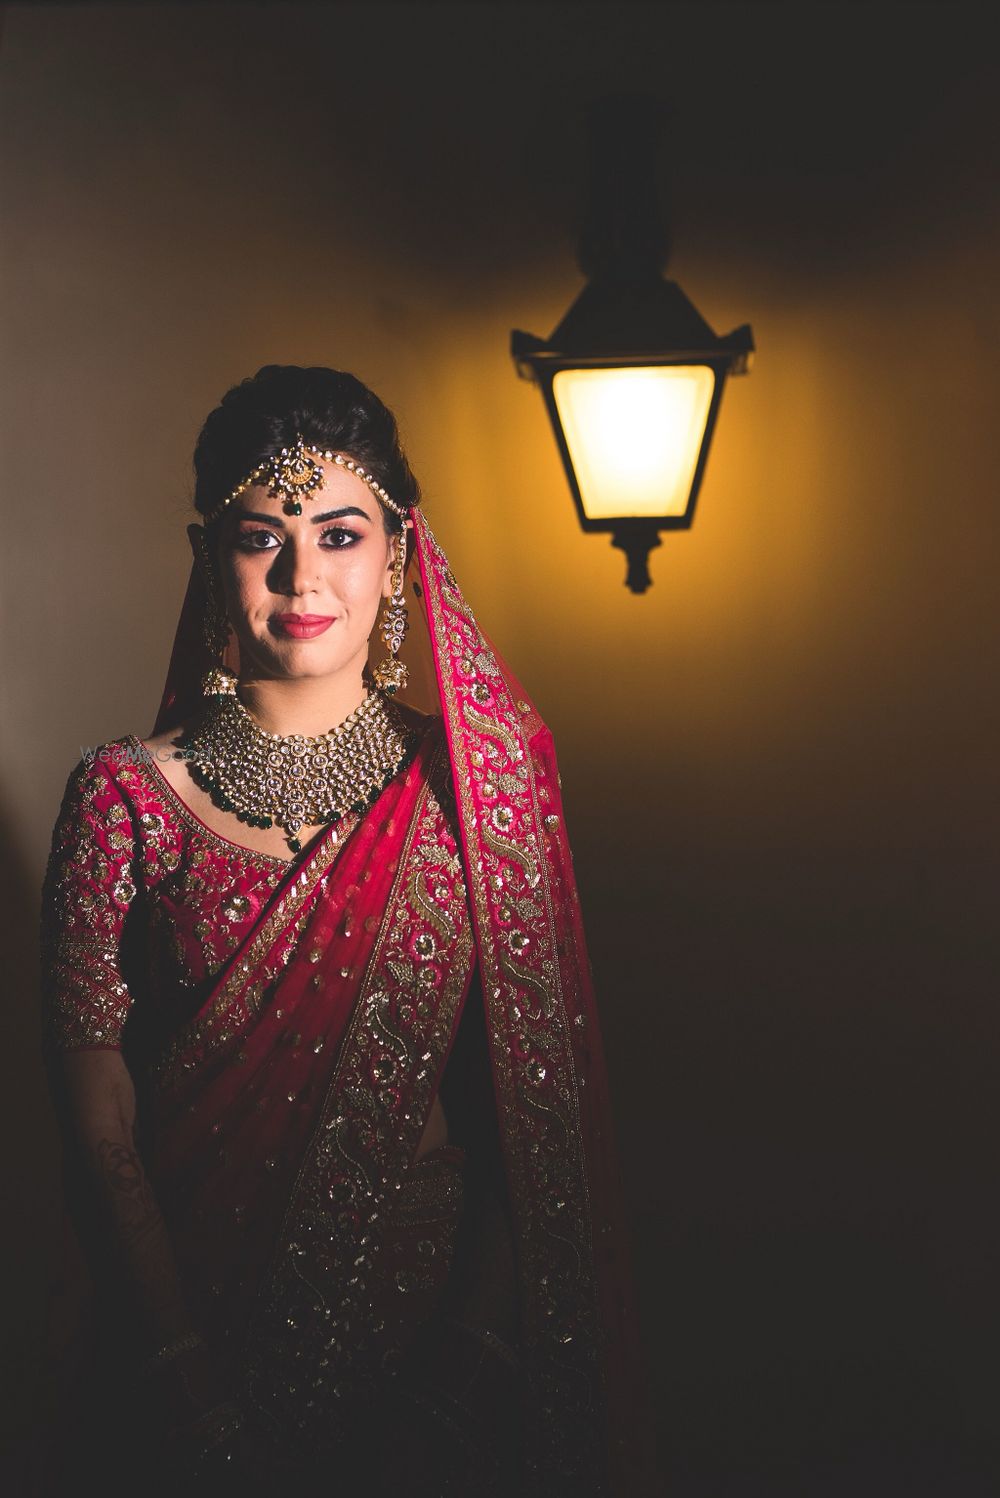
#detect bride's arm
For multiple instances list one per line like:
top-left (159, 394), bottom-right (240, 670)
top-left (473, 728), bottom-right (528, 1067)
top-left (40, 754), bottom-right (248, 1472)
top-left (51, 1049), bottom-right (238, 1435)
top-left (55, 1048), bottom-right (204, 1350)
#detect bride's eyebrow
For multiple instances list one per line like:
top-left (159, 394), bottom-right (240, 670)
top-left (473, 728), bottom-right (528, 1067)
top-left (236, 506), bottom-right (372, 525)
top-left (312, 507), bottom-right (372, 523)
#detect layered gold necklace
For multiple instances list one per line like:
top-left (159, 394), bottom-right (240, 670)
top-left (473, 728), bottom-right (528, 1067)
top-left (180, 688), bottom-right (417, 853)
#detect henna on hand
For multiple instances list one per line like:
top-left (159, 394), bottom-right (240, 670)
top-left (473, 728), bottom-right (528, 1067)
top-left (80, 1129), bottom-right (199, 1346)
top-left (95, 1135), bottom-right (166, 1247)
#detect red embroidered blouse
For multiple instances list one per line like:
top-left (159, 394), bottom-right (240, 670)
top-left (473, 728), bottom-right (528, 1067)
top-left (39, 735), bottom-right (306, 1058)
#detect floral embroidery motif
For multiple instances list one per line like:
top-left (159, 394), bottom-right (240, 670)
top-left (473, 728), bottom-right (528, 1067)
top-left (40, 757), bottom-right (140, 1051)
top-left (39, 740), bottom-right (301, 1057)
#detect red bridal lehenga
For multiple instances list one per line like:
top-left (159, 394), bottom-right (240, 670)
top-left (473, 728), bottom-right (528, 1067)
top-left (37, 509), bottom-right (655, 1497)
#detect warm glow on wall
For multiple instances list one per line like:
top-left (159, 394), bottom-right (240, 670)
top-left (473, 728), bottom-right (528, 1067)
top-left (552, 364), bottom-right (717, 521)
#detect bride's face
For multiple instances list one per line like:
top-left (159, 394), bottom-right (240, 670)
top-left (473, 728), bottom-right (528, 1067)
top-left (214, 459), bottom-right (399, 683)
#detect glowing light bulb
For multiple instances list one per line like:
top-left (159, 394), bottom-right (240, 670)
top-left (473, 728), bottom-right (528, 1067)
top-left (552, 365), bottom-right (716, 520)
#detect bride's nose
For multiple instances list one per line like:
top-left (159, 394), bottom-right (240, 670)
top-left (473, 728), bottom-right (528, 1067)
top-left (277, 535), bottom-right (321, 595)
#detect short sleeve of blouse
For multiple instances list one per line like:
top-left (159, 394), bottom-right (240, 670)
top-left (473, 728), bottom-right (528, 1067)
top-left (39, 752), bottom-right (139, 1053)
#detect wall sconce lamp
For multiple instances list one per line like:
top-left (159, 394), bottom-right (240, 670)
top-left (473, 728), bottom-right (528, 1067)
top-left (511, 94), bottom-right (754, 593)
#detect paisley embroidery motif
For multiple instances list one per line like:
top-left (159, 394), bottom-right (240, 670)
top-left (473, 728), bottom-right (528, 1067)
top-left (412, 510), bottom-right (607, 1494)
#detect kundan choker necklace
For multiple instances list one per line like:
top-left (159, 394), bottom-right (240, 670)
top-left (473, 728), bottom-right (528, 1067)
top-left (179, 688), bottom-right (417, 853)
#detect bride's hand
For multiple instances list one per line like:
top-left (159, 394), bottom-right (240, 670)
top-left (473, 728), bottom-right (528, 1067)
top-left (141, 1337), bottom-right (235, 1425)
top-left (137, 1341), bottom-right (245, 1482)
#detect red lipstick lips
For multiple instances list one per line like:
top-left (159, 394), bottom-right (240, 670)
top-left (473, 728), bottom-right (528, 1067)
top-left (272, 614), bottom-right (336, 640)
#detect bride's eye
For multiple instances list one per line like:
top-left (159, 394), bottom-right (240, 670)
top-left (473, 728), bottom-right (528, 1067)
top-left (236, 529), bottom-right (281, 551)
top-left (320, 527), bottom-right (360, 548)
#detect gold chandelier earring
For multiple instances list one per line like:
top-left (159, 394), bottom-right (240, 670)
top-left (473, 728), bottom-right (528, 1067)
top-left (191, 526), bottom-right (237, 699)
top-left (371, 529), bottom-right (409, 696)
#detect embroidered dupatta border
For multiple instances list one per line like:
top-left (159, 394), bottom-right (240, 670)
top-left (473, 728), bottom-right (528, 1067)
top-left (411, 510), bottom-right (608, 1494)
top-left (135, 795), bottom-right (364, 1091)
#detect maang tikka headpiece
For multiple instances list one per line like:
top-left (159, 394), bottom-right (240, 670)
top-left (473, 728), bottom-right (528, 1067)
top-left (201, 434), bottom-right (412, 524)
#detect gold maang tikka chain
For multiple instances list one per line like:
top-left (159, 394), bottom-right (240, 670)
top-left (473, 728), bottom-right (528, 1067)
top-left (201, 435), bottom-right (412, 525)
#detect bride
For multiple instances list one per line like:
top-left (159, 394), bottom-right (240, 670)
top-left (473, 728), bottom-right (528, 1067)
top-left (38, 364), bottom-right (653, 1496)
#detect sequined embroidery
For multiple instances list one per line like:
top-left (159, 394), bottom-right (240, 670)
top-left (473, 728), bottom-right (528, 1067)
top-left (241, 733), bottom-right (476, 1451)
top-left (39, 740), bottom-right (303, 1056)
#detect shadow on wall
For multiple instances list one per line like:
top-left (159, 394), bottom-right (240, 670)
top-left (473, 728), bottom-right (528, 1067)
top-left (0, 789), bottom-right (65, 1489)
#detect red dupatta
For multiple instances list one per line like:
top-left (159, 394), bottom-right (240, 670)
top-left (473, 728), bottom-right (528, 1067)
top-left (145, 507), bottom-right (654, 1497)
top-left (410, 511), bottom-right (653, 1497)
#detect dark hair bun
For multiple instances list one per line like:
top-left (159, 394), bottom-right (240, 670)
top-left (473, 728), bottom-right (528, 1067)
top-left (193, 365), bottom-right (419, 530)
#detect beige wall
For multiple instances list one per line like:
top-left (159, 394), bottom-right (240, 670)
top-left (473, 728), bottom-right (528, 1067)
top-left (3, 3), bottom-right (997, 1487)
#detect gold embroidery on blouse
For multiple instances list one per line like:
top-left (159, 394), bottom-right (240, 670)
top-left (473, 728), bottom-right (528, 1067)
top-left (40, 754), bottom-right (139, 1051)
top-left (40, 738), bottom-right (300, 1055)
top-left (123, 734), bottom-right (315, 873)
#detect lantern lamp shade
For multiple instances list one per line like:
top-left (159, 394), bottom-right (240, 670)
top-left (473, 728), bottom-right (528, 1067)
top-left (511, 277), bottom-right (753, 587)
top-left (551, 363), bottom-right (717, 521)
